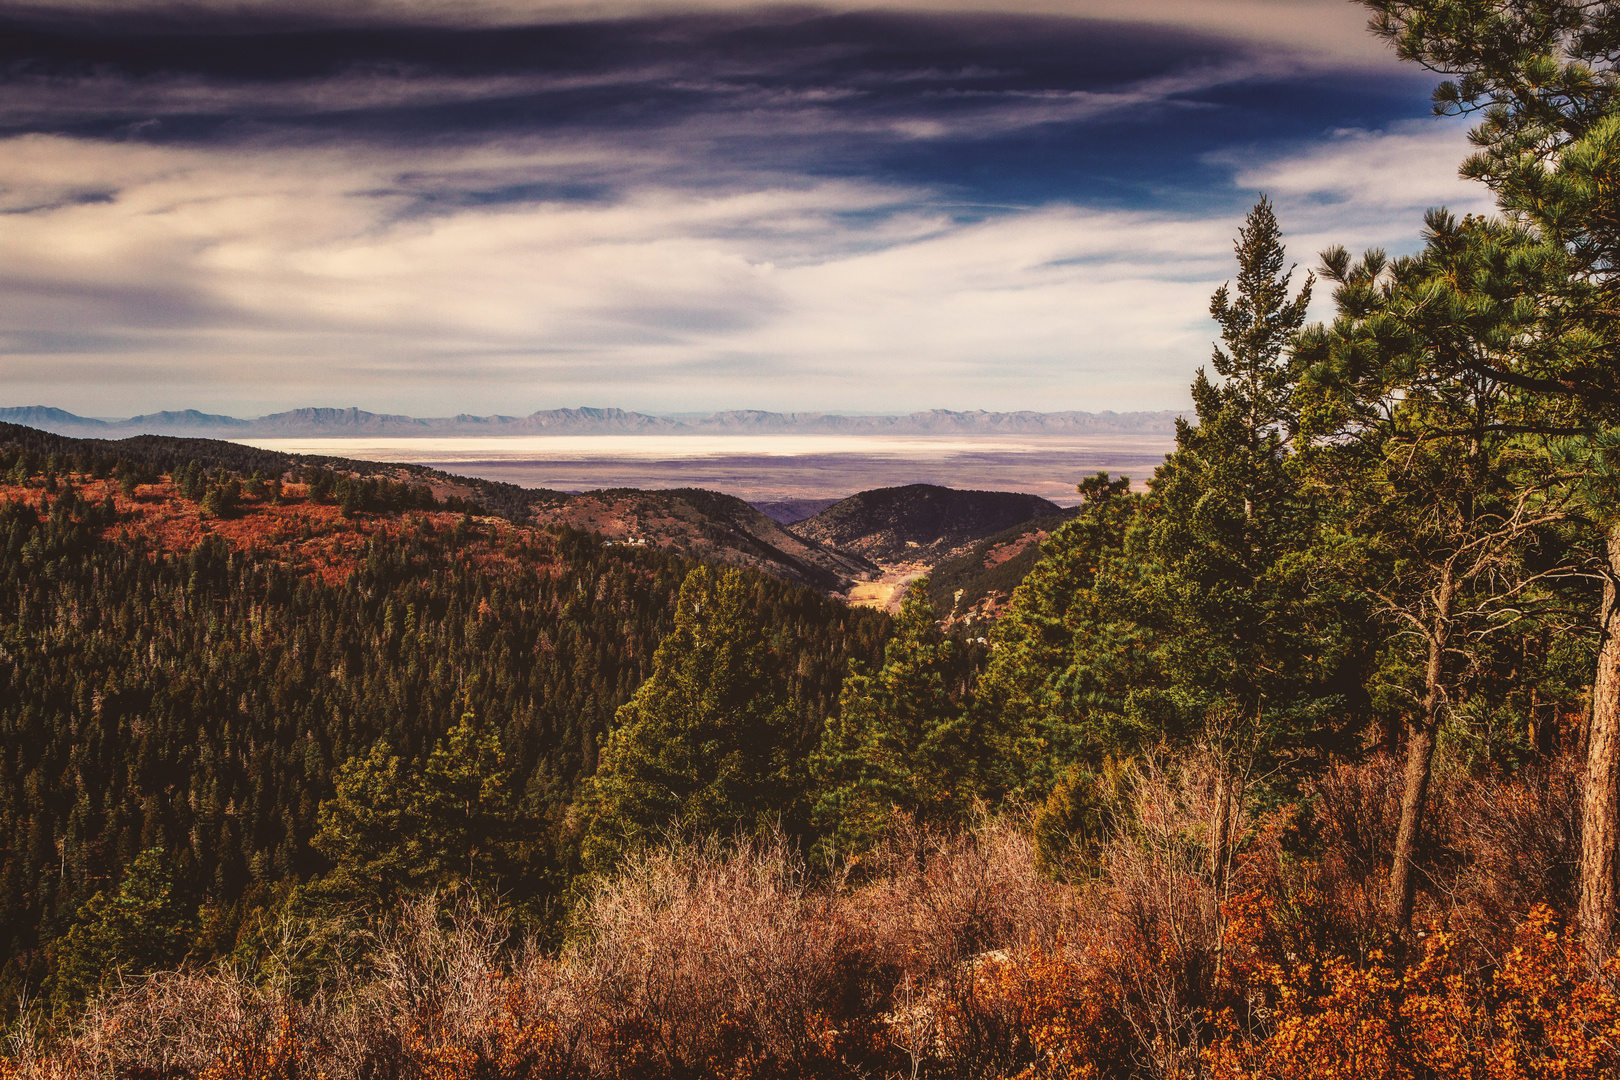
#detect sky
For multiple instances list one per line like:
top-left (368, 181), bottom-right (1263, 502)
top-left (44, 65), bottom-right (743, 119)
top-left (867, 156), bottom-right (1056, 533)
top-left (0, 0), bottom-right (1497, 418)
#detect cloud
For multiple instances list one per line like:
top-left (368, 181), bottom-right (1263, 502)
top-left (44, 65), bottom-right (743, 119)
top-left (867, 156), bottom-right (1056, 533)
top-left (0, 9), bottom-right (1346, 150)
top-left (0, 3), bottom-right (1467, 416)
top-left (0, 112), bottom-right (1491, 417)
top-left (2, 0), bottom-right (1401, 69)
top-left (1221, 119), bottom-right (1497, 318)
top-left (1238, 121), bottom-right (1493, 218)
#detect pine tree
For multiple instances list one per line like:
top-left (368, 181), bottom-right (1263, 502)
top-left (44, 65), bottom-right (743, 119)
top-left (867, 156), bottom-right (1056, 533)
top-left (413, 713), bottom-right (529, 891)
top-left (46, 847), bottom-right (195, 1013)
top-left (811, 580), bottom-right (977, 856)
top-left (1356, 0), bottom-right (1620, 949)
top-left (1124, 199), bottom-right (1369, 898)
top-left (1299, 211), bottom-right (1580, 933)
top-left (310, 740), bottom-right (418, 906)
top-left (310, 714), bottom-right (529, 905)
top-left (984, 204), bottom-right (1370, 905)
top-left (974, 472), bottom-right (1143, 798)
top-left (581, 566), bottom-right (797, 870)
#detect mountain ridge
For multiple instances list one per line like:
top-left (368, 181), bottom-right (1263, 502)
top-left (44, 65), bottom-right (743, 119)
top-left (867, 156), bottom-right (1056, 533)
top-left (791, 484), bottom-right (1064, 567)
top-left (1, 405), bottom-right (1181, 439)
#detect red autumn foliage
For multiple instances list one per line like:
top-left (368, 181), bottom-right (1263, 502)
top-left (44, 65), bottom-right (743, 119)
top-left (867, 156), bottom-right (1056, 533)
top-left (0, 474), bottom-right (557, 585)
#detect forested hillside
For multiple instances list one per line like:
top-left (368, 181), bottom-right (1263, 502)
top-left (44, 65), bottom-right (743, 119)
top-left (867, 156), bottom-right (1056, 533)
top-left (0, 455), bottom-right (891, 1015)
top-left (792, 484), bottom-right (1061, 566)
top-left (925, 508), bottom-right (1079, 627)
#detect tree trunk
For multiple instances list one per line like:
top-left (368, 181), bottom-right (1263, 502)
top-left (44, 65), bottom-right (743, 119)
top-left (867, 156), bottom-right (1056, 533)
top-left (1209, 770), bottom-right (1233, 895)
top-left (1528, 686), bottom-right (1542, 760)
top-left (1390, 565), bottom-right (1454, 934)
top-left (1209, 764), bottom-right (1240, 979)
top-left (1579, 523), bottom-right (1620, 958)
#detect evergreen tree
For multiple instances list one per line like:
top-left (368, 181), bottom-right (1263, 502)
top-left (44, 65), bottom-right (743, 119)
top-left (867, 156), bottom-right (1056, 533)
top-left (310, 740), bottom-right (421, 907)
top-left (975, 472), bottom-right (1143, 798)
top-left (46, 848), bottom-right (195, 1013)
top-left (311, 714), bottom-right (530, 906)
top-left (811, 580), bottom-right (978, 857)
top-left (581, 567), bottom-right (798, 870)
top-left (983, 204), bottom-right (1371, 895)
top-left (413, 713), bottom-right (530, 891)
top-left (1120, 199), bottom-right (1369, 895)
top-left (1356, 0), bottom-right (1620, 948)
top-left (1299, 211), bottom-right (1583, 933)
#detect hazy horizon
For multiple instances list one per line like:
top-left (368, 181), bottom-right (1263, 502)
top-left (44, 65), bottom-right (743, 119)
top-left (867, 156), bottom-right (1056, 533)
top-left (237, 432), bottom-right (1172, 503)
top-left (7, 402), bottom-right (1184, 424)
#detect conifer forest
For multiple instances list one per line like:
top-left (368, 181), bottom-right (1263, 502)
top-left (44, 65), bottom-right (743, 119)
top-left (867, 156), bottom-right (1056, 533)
top-left (5, 2), bottom-right (1620, 1077)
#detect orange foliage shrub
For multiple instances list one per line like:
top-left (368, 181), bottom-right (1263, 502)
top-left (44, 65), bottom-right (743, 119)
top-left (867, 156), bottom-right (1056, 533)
top-left (957, 947), bottom-right (1131, 1080)
top-left (0, 473), bottom-right (552, 587)
top-left (1206, 897), bottom-right (1620, 1080)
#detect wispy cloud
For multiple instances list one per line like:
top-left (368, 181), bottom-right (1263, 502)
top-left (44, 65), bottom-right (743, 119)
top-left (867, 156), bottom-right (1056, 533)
top-left (0, 113), bottom-right (1485, 416)
top-left (3, 0), bottom-right (1402, 68)
top-left (0, 4), bottom-right (1463, 415)
top-left (1238, 121), bottom-right (1493, 220)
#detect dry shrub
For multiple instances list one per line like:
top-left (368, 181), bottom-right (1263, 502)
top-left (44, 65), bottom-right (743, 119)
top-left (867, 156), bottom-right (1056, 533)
top-left (1087, 755), bottom-right (1236, 1079)
top-left (1285, 753), bottom-right (1580, 946)
top-left (324, 894), bottom-right (591, 1080)
top-left (847, 761), bottom-right (1238, 1080)
top-left (1442, 759), bottom-right (1579, 935)
top-left (7, 757), bottom-right (1606, 1080)
top-left (18, 964), bottom-right (307, 1080)
top-left (569, 831), bottom-right (857, 1077)
top-left (1303, 756), bottom-right (1404, 934)
top-left (854, 816), bottom-right (1082, 1079)
top-left (21, 897), bottom-right (590, 1080)
top-left (857, 815), bottom-right (1074, 976)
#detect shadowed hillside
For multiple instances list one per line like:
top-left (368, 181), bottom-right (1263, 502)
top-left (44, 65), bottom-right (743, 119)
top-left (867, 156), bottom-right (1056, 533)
top-left (524, 487), bottom-right (879, 592)
top-left (791, 484), bottom-right (1062, 566)
top-left (925, 510), bottom-right (1081, 627)
top-left (748, 497), bottom-right (843, 525)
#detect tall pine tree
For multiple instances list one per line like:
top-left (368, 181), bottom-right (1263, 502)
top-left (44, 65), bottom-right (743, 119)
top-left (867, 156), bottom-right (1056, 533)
top-left (811, 581), bottom-right (978, 857)
top-left (1122, 198), bottom-right (1368, 895)
top-left (1356, 0), bottom-right (1620, 951)
top-left (581, 566), bottom-right (799, 870)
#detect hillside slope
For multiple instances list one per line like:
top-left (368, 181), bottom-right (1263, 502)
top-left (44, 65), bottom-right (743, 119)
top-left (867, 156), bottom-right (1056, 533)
top-left (0, 449), bottom-right (893, 997)
top-left (790, 484), bottom-right (1061, 567)
top-left (749, 497), bottom-right (842, 525)
top-left (524, 488), bottom-right (878, 592)
top-left (0, 424), bottom-right (874, 593)
top-left (926, 511), bottom-right (1079, 627)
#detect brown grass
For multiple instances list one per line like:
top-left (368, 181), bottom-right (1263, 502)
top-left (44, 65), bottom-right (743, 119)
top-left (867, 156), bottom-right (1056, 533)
top-left (9, 751), bottom-right (1612, 1080)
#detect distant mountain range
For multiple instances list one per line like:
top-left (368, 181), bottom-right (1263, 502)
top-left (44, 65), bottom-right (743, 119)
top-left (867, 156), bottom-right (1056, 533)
top-left (0, 405), bottom-right (1180, 439)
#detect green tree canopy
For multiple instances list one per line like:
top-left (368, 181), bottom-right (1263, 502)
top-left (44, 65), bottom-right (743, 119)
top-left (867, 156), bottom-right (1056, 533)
top-left (983, 203), bottom-right (1372, 805)
top-left (581, 566), bottom-right (800, 870)
top-left (46, 848), bottom-right (195, 1013)
top-left (811, 579), bottom-right (980, 857)
top-left (1298, 210), bottom-right (1584, 931)
top-left (974, 472), bottom-right (1144, 797)
top-left (311, 712), bottom-right (530, 907)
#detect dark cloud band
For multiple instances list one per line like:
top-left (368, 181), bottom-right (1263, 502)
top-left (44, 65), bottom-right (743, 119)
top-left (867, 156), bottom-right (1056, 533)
top-left (0, 8), bottom-right (1427, 210)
